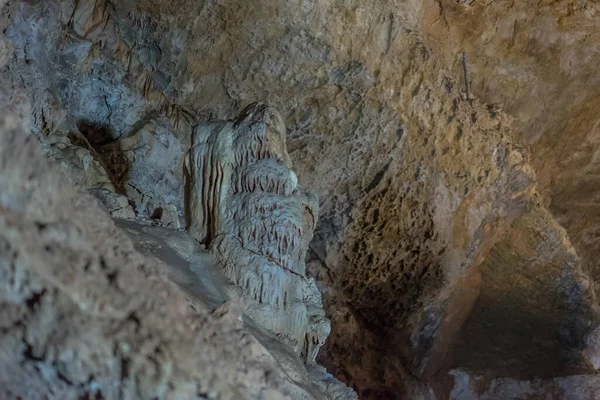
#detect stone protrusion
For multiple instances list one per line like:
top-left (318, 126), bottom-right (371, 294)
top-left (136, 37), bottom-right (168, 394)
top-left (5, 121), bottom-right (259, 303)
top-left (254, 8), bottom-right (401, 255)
top-left (185, 103), bottom-right (328, 359)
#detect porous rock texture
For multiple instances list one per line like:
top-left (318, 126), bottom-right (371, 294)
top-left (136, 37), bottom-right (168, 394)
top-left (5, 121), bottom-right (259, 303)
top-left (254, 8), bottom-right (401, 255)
top-left (420, 0), bottom-right (600, 298)
top-left (0, 1), bottom-right (356, 398)
top-left (4, 0), bottom-right (600, 399)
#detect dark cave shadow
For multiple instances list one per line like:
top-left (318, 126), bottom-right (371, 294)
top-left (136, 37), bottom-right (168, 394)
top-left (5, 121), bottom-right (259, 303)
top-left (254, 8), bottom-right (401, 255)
top-left (72, 120), bottom-right (131, 196)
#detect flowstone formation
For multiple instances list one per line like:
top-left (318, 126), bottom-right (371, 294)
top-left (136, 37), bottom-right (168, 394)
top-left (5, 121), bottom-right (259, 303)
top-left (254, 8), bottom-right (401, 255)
top-left (185, 102), bottom-right (328, 363)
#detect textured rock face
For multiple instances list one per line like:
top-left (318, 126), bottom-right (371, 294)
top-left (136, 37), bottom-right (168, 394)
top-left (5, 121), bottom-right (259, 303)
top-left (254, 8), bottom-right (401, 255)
top-left (448, 369), bottom-right (600, 400)
top-left (185, 103), bottom-right (328, 362)
top-left (0, 110), bottom-right (294, 400)
top-left (419, 0), bottom-right (600, 297)
top-left (454, 207), bottom-right (596, 377)
top-left (4, 0), bottom-right (600, 398)
top-left (0, 50), bottom-right (353, 400)
top-left (0, 2), bottom-right (355, 398)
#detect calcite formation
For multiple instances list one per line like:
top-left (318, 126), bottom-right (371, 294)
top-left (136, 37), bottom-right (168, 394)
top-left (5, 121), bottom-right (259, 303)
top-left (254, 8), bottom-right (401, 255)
top-left (185, 102), bottom-right (328, 362)
top-left (5, 0), bottom-right (600, 398)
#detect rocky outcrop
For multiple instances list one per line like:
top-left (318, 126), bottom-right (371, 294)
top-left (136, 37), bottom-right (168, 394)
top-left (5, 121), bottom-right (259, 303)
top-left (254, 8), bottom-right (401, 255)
top-left (0, 73), bottom-right (354, 400)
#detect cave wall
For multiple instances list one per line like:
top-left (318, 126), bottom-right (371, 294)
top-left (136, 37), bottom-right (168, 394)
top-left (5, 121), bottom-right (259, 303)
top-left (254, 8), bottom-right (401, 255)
top-left (420, 0), bottom-right (600, 296)
top-left (3, 0), bottom-right (600, 398)
top-left (0, 105), bottom-right (297, 400)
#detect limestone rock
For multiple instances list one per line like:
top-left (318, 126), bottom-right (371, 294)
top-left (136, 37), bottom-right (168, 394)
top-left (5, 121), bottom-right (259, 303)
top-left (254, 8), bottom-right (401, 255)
top-left (0, 107), bottom-right (294, 400)
top-left (420, 0), bottom-right (600, 302)
top-left (4, 0), bottom-right (600, 398)
top-left (449, 369), bottom-right (600, 400)
top-left (44, 133), bottom-right (115, 191)
top-left (184, 103), bottom-right (329, 364)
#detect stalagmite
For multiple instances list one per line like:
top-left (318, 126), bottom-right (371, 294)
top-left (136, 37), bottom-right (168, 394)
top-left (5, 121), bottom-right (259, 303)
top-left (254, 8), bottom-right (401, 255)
top-left (185, 102), bottom-right (325, 358)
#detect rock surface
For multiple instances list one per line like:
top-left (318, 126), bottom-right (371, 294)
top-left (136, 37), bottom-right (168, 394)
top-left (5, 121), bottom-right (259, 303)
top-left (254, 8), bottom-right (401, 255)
top-left (185, 103), bottom-right (328, 362)
top-left (3, 0), bottom-right (600, 399)
top-left (0, 108), bottom-right (293, 400)
top-left (0, 2), bottom-right (354, 398)
top-left (0, 90), bottom-right (355, 400)
top-left (420, 0), bottom-right (600, 299)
